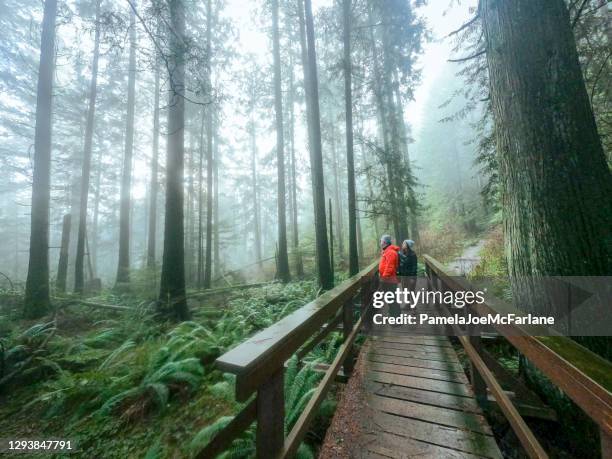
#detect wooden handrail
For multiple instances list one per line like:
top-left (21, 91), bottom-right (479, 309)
top-left (423, 254), bottom-right (612, 458)
top-left (197, 260), bottom-right (379, 458)
top-left (217, 260), bottom-right (379, 401)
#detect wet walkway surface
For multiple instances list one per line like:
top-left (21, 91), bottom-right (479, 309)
top-left (447, 240), bottom-right (486, 276)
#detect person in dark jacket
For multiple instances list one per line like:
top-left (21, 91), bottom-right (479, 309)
top-left (398, 239), bottom-right (417, 297)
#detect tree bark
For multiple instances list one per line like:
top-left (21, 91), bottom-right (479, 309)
top-left (203, 0), bottom-right (213, 289)
top-left (482, 0), bottom-right (612, 306)
top-left (329, 198), bottom-right (334, 279)
top-left (147, 53), bottom-right (160, 269)
top-left (301, 0), bottom-right (333, 289)
top-left (91, 150), bottom-right (101, 276)
top-left (158, 0), bottom-right (189, 320)
top-left (115, 4), bottom-right (136, 286)
top-left (366, 5), bottom-right (402, 242)
top-left (329, 119), bottom-right (345, 258)
top-left (73, 0), bottom-right (101, 294)
top-left (343, 0), bottom-right (358, 275)
top-left (271, 0), bottom-right (291, 283)
top-left (24, 0), bottom-right (57, 318)
top-left (287, 52), bottom-right (303, 276)
top-left (213, 111), bottom-right (220, 278)
top-left (56, 214), bottom-right (71, 293)
top-left (250, 110), bottom-right (263, 267)
top-left (197, 108), bottom-right (205, 287)
top-left (186, 128), bottom-right (195, 284)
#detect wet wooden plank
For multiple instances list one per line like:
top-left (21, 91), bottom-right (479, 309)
top-left (371, 346), bottom-right (459, 363)
top-left (367, 370), bottom-right (473, 397)
top-left (367, 361), bottom-right (469, 384)
top-left (368, 394), bottom-right (492, 435)
top-left (371, 335), bottom-right (453, 347)
top-left (363, 431), bottom-right (490, 459)
top-left (368, 381), bottom-right (481, 414)
top-left (368, 411), bottom-right (501, 458)
top-left (367, 352), bottom-right (464, 373)
top-left (372, 341), bottom-right (457, 357)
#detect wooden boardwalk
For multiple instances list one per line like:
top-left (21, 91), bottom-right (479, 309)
top-left (321, 331), bottom-right (503, 459)
top-left (203, 257), bottom-right (611, 459)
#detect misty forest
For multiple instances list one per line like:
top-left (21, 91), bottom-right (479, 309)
top-left (0, 0), bottom-right (611, 457)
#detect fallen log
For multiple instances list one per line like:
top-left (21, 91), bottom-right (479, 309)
top-left (189, 282), bottom-right (276, 298)
top-left (78, 300), bottom-right (132, 311)
top-left (55, 297), bottom-right (132, 311)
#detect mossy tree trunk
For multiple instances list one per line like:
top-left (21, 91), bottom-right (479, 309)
top-left (482, 0), bottom-right (612, 311)
top-left (74, 0), bottom-right (101, 293)
top-left (271, 0), bottom-right (291, 283)
top-left (159, 0), bottom-right (189, 321)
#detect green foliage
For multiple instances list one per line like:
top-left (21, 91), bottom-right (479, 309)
top-left (468, 227), bottom-right (512, 300)
top-left (1, 279), bottom-right (334, 458)
top-left (190, 357), bottom-right (322, 458)
top-left (0, 321), bottom-right (58, 388)
top-left (284, 356), bottom-right (321, 433)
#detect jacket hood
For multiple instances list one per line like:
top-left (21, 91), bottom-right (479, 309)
top-left (383, 244), bottom-right (400, 252)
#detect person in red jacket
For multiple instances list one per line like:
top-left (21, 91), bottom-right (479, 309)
top-left (379, 234), bottom-right (400, 283)
top-left (378, 234), bottom-right (401, 319)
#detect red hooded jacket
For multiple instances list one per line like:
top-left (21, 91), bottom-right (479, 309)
top-left (379, 244), bottom-right (400, 282)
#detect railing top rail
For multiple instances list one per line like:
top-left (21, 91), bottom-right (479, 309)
top-left (216, 260), bottom-right (379, 400)
top-left (423, 254), bottom-right (612, 434)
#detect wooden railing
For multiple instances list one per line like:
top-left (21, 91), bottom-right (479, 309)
top-left (424, 254), bottom-right (612, 459)
top-left (196, 260), bottom-right (379, 459)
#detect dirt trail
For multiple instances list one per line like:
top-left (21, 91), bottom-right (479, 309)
top-left (447, 239), bottom-right (486, 275)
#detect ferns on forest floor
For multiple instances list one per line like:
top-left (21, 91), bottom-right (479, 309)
top-left (190, 357), bottom-right (323, 459)
top-left (0, 279), bottom-right (337, 457)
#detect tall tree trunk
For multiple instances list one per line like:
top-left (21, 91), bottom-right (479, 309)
top-left (74, 0), bottom-right (101, 294)
top-left (301, 0), bottom-right (333, 289)
top-left (379, 7), bottom-right (409, 242)
top-left (250, 112), bottom-right (263, 267)
top-left (359, 119), bottom-right (380, 240)
top-left (197, 109), bottom-right (204, 287)
top-left (328, 198), bottom-right (334, 279)
top-left (287, 53), bottom-right (303, 276)
top-left (203, 0), bottom-right (214, 289)
top-left (271, 0), bottom-right (290, 282)
top-left (366, 6), bottom-right (401, 241)
top-left (329, 119), bottom-right (345, 258)
top-left (213, 113), bottom-right (220, 278)
top-left (187, 130), bottom-right (195, 284)
top-left (343, 0), bottom-right (358, 275)
top-left (357, 213), bottom-right (364, 261)
top-left (116, 4), bottom-right (136, 286)
top-left (158, 0), bottom-right (189, 320)
top-left (391, 68), bottom-right (419, 242)
top-left (56, 214), bottom-right (71, 293)
top-left (482, 0), bottom-right (612, 305)
top-left (24, 0), bottom-right (57, 318)
top-left (147, 55), bottom-right (160, 269)
top-left (91, 151), bottom-right (101, 276)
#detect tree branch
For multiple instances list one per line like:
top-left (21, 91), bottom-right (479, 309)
top-left (448, 49), bottom-right (486, 63)
top-left (446, 14), bottom-right (480, 38)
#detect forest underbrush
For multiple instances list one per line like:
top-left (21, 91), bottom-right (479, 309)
top-left (0, 276), bottom-right (343, 458)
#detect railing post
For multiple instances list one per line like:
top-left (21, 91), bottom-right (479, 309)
top-left (343, 297), bottom-right (355, 375)
top-left (469, 332), bottom-right (488, 406)
top-left (256, 368), bottom-right (284, 459)
top-left (362, 276), bottom-right (373, 333)
top-left (601, 428), bottom-right (611, 459)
